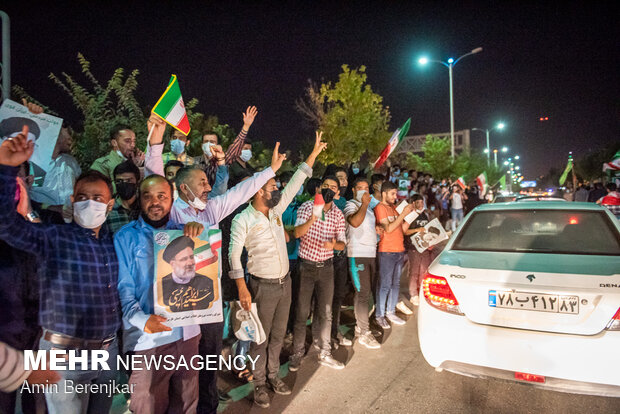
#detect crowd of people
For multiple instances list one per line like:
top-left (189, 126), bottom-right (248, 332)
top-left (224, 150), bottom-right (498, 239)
top-left (0, 101), bottom-right (618, 414)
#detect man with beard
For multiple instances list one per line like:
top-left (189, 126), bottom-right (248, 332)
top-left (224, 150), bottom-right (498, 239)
top-left (143, 114), bottom-right (286, 414)
top-left (229, 131), bottom-right (326, 408)
top-left (91, 124), bottom-right (144, 188)
top-left (161, 236), bottom-right (214, 312)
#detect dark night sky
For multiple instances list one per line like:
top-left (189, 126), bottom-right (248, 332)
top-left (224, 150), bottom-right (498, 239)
top-left (3, 1), bottom-right (619, 177)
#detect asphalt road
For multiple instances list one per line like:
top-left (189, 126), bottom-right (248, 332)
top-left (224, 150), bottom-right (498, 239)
top-left (222, 304), bottom-right (620, 414)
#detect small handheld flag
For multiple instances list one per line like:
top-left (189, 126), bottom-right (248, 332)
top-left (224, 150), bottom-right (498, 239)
top-left (602, 150), bottom-right (620, 172)
top-left (476, 172), bottom-right (488, 195)
top-left (456, 176), bottom-right (466, 191)
top-left (373, 118), bottom-right (411, 170)
top-left (313, 192), bottom-right (325, 220)
top-left (152, 75), bottom-right (191, 135)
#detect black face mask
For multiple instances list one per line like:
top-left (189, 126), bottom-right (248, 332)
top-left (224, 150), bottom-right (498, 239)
top-left (141, 211), bottom-right (170, 229)
top-left (264, 189), bottom-right (281, 208)
top-left (321, 188), bottom-right (335, 204)
top-left (116, 182), bottom-right (137, 201)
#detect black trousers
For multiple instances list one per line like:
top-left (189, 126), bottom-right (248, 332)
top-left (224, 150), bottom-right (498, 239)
top-left (197, 321), bottom-right (224, 414)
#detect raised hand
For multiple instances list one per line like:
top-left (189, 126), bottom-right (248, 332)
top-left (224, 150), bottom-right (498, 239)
top-left (0, 126), bottom-right (34, 166)
top-left (211, 145), bottom-right (225, 165)
top-left (22, 99), bottom-right (43, 115)
top-left (242, 106), bottom-right (258, 130)
top-left (270, 142), bottom-right (287, 172)
top-left (132, 148), bottom-right (145, 167)
top-left (305, 130), bottom-right (327, 168)
top-left (147, 114), bottom-right (167, 146)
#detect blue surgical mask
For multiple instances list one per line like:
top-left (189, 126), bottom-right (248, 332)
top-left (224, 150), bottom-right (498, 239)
top-left (369, 196), bottom-right (380, 210)
top-left (296, 185), bottom-right (304, 197)
top-left (171, 139), bottom-right (186, 155)
top-left (352, 167), bottom-right (360, 175)
top-left (240, 149), bottom-right (252, 162)
top-left (403, 172), bottom-right (409, 178)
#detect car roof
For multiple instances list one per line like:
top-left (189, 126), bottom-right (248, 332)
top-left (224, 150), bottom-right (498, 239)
top-left (472, 201), bottom-right (609, 212)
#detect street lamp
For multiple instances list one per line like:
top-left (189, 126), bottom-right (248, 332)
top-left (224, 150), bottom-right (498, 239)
top-left (418, 46), bottom-right (483, 159)
top-left (472, 121), bottom-right (506, 165)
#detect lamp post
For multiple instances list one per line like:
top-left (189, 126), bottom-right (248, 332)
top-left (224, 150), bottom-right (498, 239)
top-left (472, 122), bottom-right (505, 165)
top-left (419, 47), bottom-right (483, 159)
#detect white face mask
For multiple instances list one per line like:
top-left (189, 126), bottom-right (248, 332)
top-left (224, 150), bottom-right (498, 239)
top-left (202, 142), bottom-right (214, 158)
top-left (356, 189), bottom-right (367, 202)
top-left (185, 185), bottom-right (207, 211)
top-left (240, 149), bottom-right (252, 162)
top-left (73, 200), bottom-right (109, 229)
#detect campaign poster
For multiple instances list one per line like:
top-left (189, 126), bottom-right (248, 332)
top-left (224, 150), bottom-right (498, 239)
top-left (411, 218), bottom-right (449, 253)
top-left (0, 99), bottom-right (63, 186)
top-left (153, 228), bottom-right (223, 327)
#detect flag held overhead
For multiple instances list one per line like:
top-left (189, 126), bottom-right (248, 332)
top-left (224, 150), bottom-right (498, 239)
top-left (152, 75), bottom-right (191, 135)
top-left (373, 118), bottom-right (411, 170)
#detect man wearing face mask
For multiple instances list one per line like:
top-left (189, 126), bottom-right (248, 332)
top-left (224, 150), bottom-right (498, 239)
top-left (162, 129), bottom-right (196, 166)
top-left (103, 160), bottom-right (141, 234)
top-left (0, 127), bottom-right (121, 414)
top-left (290, 176), bottom-right (347, 371)
top-left (402, 194), bottom-right (431, 307)
top-left (229, 142), bottom-right (256, 187)
top-left (91, 124), bottom-right (144, 187)
top-left (370, 174), bottom-right (385, 210)
top-left (229, 131), bottom-right (326, 408)
top-left (344, 177), bottom-right (381, 349)
top-left (195, 106), bottom-right (258, 188)
top-left (144, 115), bottom-right (286, 413)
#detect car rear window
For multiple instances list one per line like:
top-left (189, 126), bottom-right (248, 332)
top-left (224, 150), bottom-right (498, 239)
top-left (452, 210), bottom-right (620, 255)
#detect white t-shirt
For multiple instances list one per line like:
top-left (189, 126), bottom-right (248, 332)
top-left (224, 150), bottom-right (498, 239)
top-left (343, 199), bottom-right (377, 258)
top-left (452, 192), bottom-right (463, 209)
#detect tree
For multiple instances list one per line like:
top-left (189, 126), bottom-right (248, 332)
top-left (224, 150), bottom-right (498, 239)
top-left (407, 135), bottom-right (453, 178)
top-left (12, 53), bottom-right (230, 169)
top-left (296, 65), bottom-right (391, 165)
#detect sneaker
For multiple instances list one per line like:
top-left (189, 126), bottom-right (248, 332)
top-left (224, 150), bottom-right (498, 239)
top-left (253, 385), bottom-right (270, 408)
top-left (318, 353), bottom-right (345, 370)
top-left (288, 352), bottom-right (303, 372)
top-left (268, 377), bottom-right (292, 395)
top-left (375, 316), bottom-right (391, 330)
top-left (411, 295), bottom-right (420, 306)
top-left (386, 313), bottom-right (406, 326)
top-left (396, 300), bottom-right (413, 315)
top-left (337, 333), bottom-right (353, 347)
top-left (358, 331), bottom-right (381, 349)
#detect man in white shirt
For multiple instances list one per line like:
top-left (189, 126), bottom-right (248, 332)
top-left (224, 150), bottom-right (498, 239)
top-left (228, 132), bottom-right (326, 408)
top-left (144, 115), bottom-right (287, 413)
top-left (343, 177), bottom-right (381, 349)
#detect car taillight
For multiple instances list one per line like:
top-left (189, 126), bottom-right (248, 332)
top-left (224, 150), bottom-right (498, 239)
top-left (605, 308), bottom-right (620, 331)
top-left (515, 372), bottom-right (545, 383)
top-left (422, 274), bottom-right (463, 315)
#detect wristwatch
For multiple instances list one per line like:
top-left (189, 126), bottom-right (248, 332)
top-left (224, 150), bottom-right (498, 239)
top-left (26, 211), bottom-right (40, 222)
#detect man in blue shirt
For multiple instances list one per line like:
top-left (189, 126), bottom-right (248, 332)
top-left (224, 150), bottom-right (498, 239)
top-left (0, 127), bottom-right (120, 414)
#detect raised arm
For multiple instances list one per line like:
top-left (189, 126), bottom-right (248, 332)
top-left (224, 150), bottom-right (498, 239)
top-left (224, 106), bottom-right (257, 164)
top-left (346, 192), bottom-right (371, 228)
top-left (144, 114), bottom-right (167, 177)
top-left (294, 203), bottom-right (316, 238)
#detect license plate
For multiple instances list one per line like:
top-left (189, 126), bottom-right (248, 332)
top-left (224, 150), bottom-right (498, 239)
top-left (488, 290), bottom-right (579, 314)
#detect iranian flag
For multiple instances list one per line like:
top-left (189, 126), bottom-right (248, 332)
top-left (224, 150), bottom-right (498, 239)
top-left (194, 231), bottom-right (222, 271)
top-left (603, 150), bottom-right (620, 171)
top-left (476, 172), bottom-right (488, 195)
top-left (313, 192), bottom-right (325, 220)
top-left (373, 118), bottom-right (411, 170)
top-left (152, 74), bottom-right (191, 135)
top-left (456, 176), bottom-right (466, 190)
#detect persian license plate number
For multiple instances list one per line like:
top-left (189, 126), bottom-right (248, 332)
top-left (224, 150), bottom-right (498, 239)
top-left (488, 290), bottom-right (579, 314)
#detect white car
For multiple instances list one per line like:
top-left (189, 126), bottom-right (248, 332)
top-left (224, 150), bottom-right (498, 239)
top-left (418, 201), bottom-right (620, 397)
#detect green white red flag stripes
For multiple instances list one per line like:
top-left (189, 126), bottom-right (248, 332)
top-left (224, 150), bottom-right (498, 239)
top-left (603, 150), bottom-right (620, 171)
top-left (195, 230), bottom-right (222, 271)
top-left (373, 118), bottom-right (411, 170)
top-left (476, 172), bottom-right (488, 195)
top-left (456, 176), bottom-right (466, 190)
top-left (152, 74), bottom-right (191, 135)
